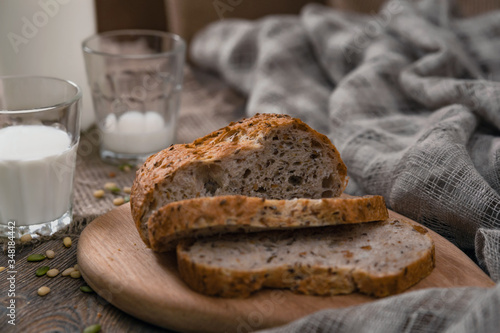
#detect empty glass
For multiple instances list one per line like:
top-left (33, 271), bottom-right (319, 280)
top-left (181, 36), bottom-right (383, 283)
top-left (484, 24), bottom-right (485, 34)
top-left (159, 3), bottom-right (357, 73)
top-left (82, 30), bottom-right (186, 164)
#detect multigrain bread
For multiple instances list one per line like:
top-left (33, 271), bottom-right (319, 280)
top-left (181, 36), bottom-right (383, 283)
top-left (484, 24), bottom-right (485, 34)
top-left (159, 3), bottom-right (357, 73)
top-left (177, 217), bottom-right (435, 298)
top-left (131, 114), bottom-right (348, 246)
top-left (148, 195), bottom-right (389, 252)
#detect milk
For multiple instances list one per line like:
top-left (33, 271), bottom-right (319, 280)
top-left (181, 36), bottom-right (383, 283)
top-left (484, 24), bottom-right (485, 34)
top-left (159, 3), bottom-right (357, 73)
top-left (0, 125), bottom-right (77, 226)
top-left (101, 111), bottom-right (175, 154)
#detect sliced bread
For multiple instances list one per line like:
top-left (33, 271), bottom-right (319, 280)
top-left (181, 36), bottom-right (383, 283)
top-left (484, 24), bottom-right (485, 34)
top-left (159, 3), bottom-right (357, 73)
top-left (177, 218), bottom-right (435, 298)
top-left (148, 195), bottom-right (388, 252)
top-left (131, 113), bottom-right (348, 246)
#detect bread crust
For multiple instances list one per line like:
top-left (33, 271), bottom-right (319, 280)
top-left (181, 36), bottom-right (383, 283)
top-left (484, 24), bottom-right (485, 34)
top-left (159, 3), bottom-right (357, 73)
top-left (131, 113), bottom-right (348, 246)
top-left (148, 195), bottom-right (388, 252)
top-left (176, 218), bottom-right (435, 298)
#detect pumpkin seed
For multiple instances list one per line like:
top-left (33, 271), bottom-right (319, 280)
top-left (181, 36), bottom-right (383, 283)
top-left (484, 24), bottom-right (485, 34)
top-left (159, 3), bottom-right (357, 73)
top-left (83, 324), bottom-right (101, 333)
top-left (119, 163), bottom-right (133, 172)
top-left (36, 266), bottom-right (50, 277)
top-left (27, 254), bottom-right (46, 262)
top-left (80, 286), bottom-right (94, 293)
top-left (109, 186), bottom-right (121, 194)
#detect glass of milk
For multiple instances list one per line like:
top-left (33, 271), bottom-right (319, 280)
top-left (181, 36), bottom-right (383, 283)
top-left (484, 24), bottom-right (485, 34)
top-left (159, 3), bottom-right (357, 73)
top-left (82, 30), bottom-right (186, 164)
top-left (0, 76), bottom-right (81, 239)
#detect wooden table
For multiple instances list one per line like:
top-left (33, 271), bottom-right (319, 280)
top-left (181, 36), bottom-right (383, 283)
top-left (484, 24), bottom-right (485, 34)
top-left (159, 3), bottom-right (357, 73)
top-left (0, 68), bottom-right (245, 333)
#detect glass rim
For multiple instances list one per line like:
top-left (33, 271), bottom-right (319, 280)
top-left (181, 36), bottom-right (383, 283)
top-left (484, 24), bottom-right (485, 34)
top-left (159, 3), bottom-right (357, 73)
top-left (0, 75), bottom-right (82, 115)
top-left (82, 29), bottom-right (186, 59)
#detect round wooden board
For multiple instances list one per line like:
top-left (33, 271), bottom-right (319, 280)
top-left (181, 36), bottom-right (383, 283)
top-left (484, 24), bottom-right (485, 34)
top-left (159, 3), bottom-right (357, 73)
top-left (77, 203), bottom-right (495, 333)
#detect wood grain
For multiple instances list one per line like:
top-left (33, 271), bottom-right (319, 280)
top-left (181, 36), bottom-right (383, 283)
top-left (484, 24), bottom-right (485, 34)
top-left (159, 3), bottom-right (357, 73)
top-left (77, 203), bottom-right (495, 333)
top-left (0, 238), bottom-right (168, 333)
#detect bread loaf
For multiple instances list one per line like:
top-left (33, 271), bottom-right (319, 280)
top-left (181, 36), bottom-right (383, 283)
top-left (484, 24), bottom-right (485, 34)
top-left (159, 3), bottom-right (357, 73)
top-left (177, 217), bottom-right (435, 298)
top-left (148, 195), bottom-right (388, 252)
top-left (131, 114), bottom-right (348, 246)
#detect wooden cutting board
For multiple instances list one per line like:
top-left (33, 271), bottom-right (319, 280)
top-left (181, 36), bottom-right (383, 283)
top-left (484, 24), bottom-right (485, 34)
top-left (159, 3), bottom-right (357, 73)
top-left (77, 203), bottom-right (495, 333)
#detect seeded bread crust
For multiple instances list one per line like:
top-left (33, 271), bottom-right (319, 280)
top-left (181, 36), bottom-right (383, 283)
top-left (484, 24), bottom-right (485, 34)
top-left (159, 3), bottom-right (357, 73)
top-left (177, 218), bottom-right (435, 298)
top-left (148, 195), bottom-right (388, 252)
top-left (131, 113), bottom-right (348, 246)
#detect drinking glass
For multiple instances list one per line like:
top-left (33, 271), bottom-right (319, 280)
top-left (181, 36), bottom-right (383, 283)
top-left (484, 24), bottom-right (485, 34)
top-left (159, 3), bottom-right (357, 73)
top-left (82, 30), bottom-right (186, 164)
top-left (0, 76), bottom-right (81, 239)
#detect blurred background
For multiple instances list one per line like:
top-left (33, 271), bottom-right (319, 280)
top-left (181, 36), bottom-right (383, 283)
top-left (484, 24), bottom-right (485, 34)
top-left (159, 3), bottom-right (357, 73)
top-left (2, 0), bottom-right (498, 131)
top-left (99, 0), bottom-right (500, 43)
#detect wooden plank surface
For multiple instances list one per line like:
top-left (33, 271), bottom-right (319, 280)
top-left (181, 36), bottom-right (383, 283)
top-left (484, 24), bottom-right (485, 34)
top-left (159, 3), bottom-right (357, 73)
top-left (0, 238), bottom-right (167, 333)
top-left (77, 203), bottom-right (495, 333)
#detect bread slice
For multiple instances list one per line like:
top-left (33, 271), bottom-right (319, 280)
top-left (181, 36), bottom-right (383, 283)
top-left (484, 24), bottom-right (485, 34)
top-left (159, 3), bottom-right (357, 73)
top-left (131, 113), bottom-right (348, 246)
top-left (148, 195), bottom-right (388, 252)
top-left (177, 218), bottom-right (435, 298)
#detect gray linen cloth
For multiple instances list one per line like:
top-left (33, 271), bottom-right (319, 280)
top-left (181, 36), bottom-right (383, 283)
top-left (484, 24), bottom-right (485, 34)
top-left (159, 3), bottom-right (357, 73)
top-left (190, 0), bottom-right (500, 331)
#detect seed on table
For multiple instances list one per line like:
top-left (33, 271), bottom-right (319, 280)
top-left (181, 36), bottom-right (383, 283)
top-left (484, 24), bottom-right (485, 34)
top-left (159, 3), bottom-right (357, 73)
top-left (113, 197), bottom-right (125, 206)
top-left (70, 270), bottom-right (82, 279)
top-left (46, 268), bottom-right (59, 278)
top-left (62, 267), bottom-right (75, 276)
top-left (123, 186), bottom-right (132, 194)
top-left (27, 254), bottom-right (46, 262)
top-left (105, 182), bottom-right (120, 193)
top-left (104, 182), bottom-right (116, 190)
top-left (20, 234), bottom-right (32, 243)
top-left (36, 266), bottom-right (50, 277)
top-left (45, 250), bottom-right (55, 259)
top-left (124, 196), bottom-right (130, 203)
top-left (0, 267), bottom-right (6, 273)
top-left (74, 264), bottom-right (80, 271)
top-left (83, 324), bottom-right (101, 333)
top-left (93, 190), bottom-right (105, 199)
top-left (119, 163), bottom-right (133, 172)
top-left (80, 285), bottom-right (94, 293)
top-left (37, 286), bottom-right (50, 296)
top-left (110, 187), bottom-right (121, 193)
top-left (63, 237), bottom-right (72, 248)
